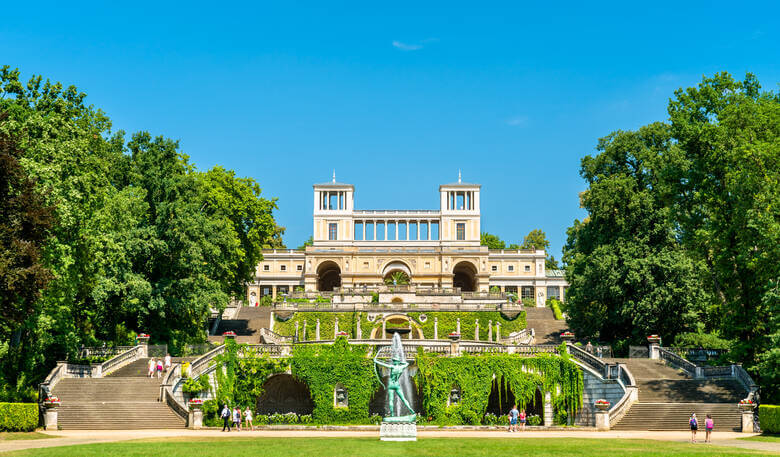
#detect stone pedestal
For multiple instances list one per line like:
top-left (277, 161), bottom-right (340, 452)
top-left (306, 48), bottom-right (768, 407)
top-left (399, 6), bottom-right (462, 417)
top-left (741, 410), bottom-right (754, 433)
top-left (189, 409), bottom-right (203, 429)
top-left (595, 411), bottom-right (610, 431)
top-left (44, 407), bottom-right (58, 430)
top-left (137, 335), bottom-right (150, 357)
top-left (380, 422), bottom-right (417, 441)
top-left (648, 343), bottom-right (660, 360)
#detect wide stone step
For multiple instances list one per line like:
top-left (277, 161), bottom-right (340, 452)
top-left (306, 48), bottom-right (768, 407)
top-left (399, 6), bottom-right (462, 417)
top-left (613, 403), bottom-right (742, 431)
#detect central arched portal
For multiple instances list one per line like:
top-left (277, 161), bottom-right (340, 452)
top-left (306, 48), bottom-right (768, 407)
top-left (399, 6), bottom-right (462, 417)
top-left (317, 261), bottom-right (341, 291)
top-left (382, 261), bottom-right (412, 285)
top-left (453, 261), bottom-right (477, 292)
top-left (256, 374), bottom-right (315, 415)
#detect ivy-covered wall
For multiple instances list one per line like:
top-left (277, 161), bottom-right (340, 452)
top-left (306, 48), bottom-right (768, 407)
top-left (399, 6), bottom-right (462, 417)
top-left (415, 346), bottom-right (582, 425)
top-left (199, 338), bottom-right (582, 426)
top-left (273, 310), bottom-right (526, 341)
top-left (408, 311), bottom-right (526, 340)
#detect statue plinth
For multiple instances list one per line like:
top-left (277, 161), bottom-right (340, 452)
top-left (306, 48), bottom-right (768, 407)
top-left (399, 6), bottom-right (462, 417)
top-left (380, 421), bottom-right (417, 441)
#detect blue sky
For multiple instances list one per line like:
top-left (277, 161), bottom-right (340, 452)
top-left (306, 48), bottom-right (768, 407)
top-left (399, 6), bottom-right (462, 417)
top-left (3, 1), bottom-right (779, 257)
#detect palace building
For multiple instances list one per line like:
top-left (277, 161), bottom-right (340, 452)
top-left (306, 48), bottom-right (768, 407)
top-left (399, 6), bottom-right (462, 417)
top-left (247, 174), bottom-right (568, 306)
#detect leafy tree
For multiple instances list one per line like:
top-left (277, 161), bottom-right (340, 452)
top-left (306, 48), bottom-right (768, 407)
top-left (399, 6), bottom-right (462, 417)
top-left (520, 229), bottom-right (550, 251)
top-left (546, 255), bottom-right (560, 270)
top-left (665, 73), bottom-right (780, 382)
top-left (384, 271), bottom-right (410, 285)
top-left (563, 124), bottom-right (711, 345)
top-left (0, 115), bottom-right (54, 399)
top-left (297, 236), bottom-right (313, 250)
top-left (480, 232), bottom-right (506, 249)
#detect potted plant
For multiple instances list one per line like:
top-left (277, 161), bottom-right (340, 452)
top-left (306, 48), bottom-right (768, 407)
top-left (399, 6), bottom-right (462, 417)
top-left (136, 333), bottom-right (150, 345)
top-left (594, 399), bottom-right (610, 411)
top-left (560, 331), bottom-right (575, 342)
top-left (448, 332), bottom-right (461, 341)
top-left (646, 334), bottom-right (662, 344)
top-left (223, 331), bottom-right (237, 339)
top-left (43, 396), bottom-right (61, 408)
top-left (188, 398), bottom-right (204, 410)
top-left (738, 399), bottom-right (755, 411)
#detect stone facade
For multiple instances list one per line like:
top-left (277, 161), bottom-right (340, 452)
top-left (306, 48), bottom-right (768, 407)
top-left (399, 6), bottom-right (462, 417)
top-left (247, 176), bottom-right (568, 306)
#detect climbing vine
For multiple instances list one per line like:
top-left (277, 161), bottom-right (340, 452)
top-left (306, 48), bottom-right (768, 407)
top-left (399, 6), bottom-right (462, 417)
top-left (290, 337), bottom-right (380, 423)
top-left (212, 339), bottom-right (289, 408)
top-left (407, 311), bottom-right (526, 340)
top-left (415, 345), bottom-right (582, 425)
top-left (274, 312), bottom-right (374, 339)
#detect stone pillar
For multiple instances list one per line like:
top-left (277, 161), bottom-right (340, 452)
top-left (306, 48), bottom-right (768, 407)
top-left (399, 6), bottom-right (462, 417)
top-left (450, 340), bottom-right (460, 357)
top-left (456, 318), bottom-right (461, 334)
top-left (315, 319), bottom-right (321, 341)
top-left (543, 391), bottom-right (553, 426)
top-left (334, 317), bottom-right (339, 338)
top-left (43, 406), bottom-right (58, 430)
top-left (741, 409), bottom-right (755, 433)
top-left (356, 314), bottom-right (362, 339)
top-left (474, 320), bottom-right (479, 341)
top-left (496, 322), bottom-right (501, 342)
top-left (272, 285), bottom-right (277, 300)
top-left (648, 343), bottom-right (660, 359)
top-left (189, 409), bottom-right (203, 429)
top-left (382, 319), bottom-right (387, 339)
top-left (269, 311), bottom-right (275, 332)
top-left (488, 320), bottom-right (493, 342)
top-left (595, 410), bottom-right (609, 431)
top-left (434, 317), bottom-right (438, 340)
top-left (137, 335), bottom-right (150, 357)
top-left (302, 320), bottom-right (307, 341)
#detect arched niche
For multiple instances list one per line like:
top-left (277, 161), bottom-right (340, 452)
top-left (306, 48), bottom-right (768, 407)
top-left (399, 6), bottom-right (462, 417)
top-left (316, 261), bottom-right (341, 291)
top-left (453, 261), bottom-right (478, 292)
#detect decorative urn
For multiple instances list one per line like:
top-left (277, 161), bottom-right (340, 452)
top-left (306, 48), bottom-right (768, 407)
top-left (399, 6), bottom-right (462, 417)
top-left (447, 332), bottom-right (461, 341)
top-left (136, 333), bottom-right (150, 345)
top-left (336, 331), bottom-right (349, 339)
top-left (646, 334), bottom-right (662, 344)
top-left (738, 399), bottom-right (755, 411)
top-left (594, 399), bottom-right (610, 411)
top-left (223, 331), bottom-right (237, 340)
top-left (43, 396), bottom-right (61, 409)
top-left (560, 331), bottom-right (575, 342)
top-left (188, 398), bottom-right (204, 410)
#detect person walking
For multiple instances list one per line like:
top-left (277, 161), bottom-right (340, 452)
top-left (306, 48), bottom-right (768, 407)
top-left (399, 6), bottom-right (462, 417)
top-left (164, 353), bottom-right (172, 373)
top-left (156, 358), bottom-right (163, 379)
top-left (233, 407), bottom-right (242, 431)
top-left (519, 409), bottom-right (526, 430)
top-left (244, 407), bottom-right (253, 431)
top-left (508, 404), bottom-right (519, 432)
top-left (221, 404), bottom-right (231, 432)
top-left (147, 358), bottom-right (155, 378)
top-left (689, 412), bottom-right (698, 443)
top-left (705, 414), bottom-right (714, 443)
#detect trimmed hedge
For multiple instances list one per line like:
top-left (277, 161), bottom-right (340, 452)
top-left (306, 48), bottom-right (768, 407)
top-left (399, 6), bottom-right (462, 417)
top-left (0, 402), bottom-right (38, 431)
top-left (759, 404), bottom-right (780, 434)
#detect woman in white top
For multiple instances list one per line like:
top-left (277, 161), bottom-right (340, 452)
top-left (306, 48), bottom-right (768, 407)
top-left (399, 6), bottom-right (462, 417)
top-left (164, 354), bottom-right (172, 372)
top-left (148, 358), bottom-right (156, 378)
top-left (244, 407), bottom-right (253, 430)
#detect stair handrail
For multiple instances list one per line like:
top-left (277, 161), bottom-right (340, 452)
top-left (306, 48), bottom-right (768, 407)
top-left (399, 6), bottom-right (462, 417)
top-left (566, 343), bottom-right (607, 375)
top-left (499, 329), bottom-right (533, 345)
top-left (608, 376), bottom-right (639, 427)
top-left (657, 346), bottom-right (698, 376)
top-left (160, 363), bottom-right (188, 422)
top-left (99, 345), bottom-right (144, 377)
top-left (189, 344), bottom-right (226, 379)
top-left (38, 362), bottom-right (66, 402)
top-left (733, 364), bottom-right (759, 399)
top-left (259, 328), bottom-right (295, 344)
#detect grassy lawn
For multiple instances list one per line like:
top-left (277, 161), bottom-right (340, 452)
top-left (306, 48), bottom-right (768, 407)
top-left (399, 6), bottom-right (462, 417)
top-left (0, 432), bottom-right (55, 441)
top-left (738, 434), bottom-right (780, 442)
top-left (3, 437), bottom-right (776, 457)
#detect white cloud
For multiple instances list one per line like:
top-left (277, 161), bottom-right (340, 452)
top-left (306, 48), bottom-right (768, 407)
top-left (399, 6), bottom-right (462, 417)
top-left (506, 116), bottom-right (528, 126)
top-left (392, 40), bottom-right (423, 51)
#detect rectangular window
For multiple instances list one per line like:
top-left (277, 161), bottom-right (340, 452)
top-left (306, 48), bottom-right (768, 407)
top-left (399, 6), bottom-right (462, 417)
top-left (280, 265), bottom-right (286, 271)
top-left (365, 222), bottom-right (374, 240)
top-left (328, 223), bottom-right (337, 240)
top-left (431, 221), bottom-right (439, 240)
top-left (398, 222), bottom-right (407, 240)
top-left (491, 265), bottom-right (497, 272)
top-left (297, 265), bottom-right (303, 271)
top-left (521, 286), bottom-right (535, 301)
top-left (424, 262), bottom-right (431, 269)
top-left (409, 222), bottom-right (418, 240)
top-left (387, 222), bottom-right (396, 240)
top-left (376, 222), bottom-right (385, 240)
top-left (419, 222), bottom-right (428, 240)
top-left (456, 192), bottom-right (464, 210)
top-left (263, 265), bottom-right (270, 271)
top-left (363, 261), bottom-right (369, 268)
top-left (508, 265), bottom-right (514, 272)
top-left (525, 265), bottom-right (531, 272)
top-left (262, 287), bottom-right (271, 296)
top-left (329, 193), bottom-right (338, 210)
top-left (278, 286), bottom-right (289, 295)
top-left (354, 222), bottom-right (363, 240)
top-left (456, 223), bottom-right (465, 241)
top-left (505, 286), bottom-right (518, 294)
top-left (547, 286), bottom-right (561, 300)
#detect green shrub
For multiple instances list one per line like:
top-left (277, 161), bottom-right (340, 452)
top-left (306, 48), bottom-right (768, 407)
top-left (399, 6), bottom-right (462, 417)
top-left (522, 298), bottom-right (536, 307)
top-left (528, 414), bottom-right (542, 426)
top-left (760, 405), bottom-right (780, 434)
top-left (672, 332), bottom-right (732, 350)
top-left (255, 414), bottom-right (269, 425)
top-left (259, 295), bottom-right (273, 306)
top-left (0, 403), bottom-right (38, 431)
top-left (371, 292), bottom-right (379, 304)
top-left (482, 412), bottom-right (499, 425)
top-left (548, 299), bottom-right (563, 320)
top-left (554, 408), bottom-right (568, 425)
top-left (182, 376), bottom-right (210, 394)
top-left (489, 286), bottom-right (500, 294)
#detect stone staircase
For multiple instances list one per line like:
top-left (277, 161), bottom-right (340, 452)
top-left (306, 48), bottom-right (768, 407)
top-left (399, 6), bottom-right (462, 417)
top-left (208, 306), bottom-right (272, 344)
top-left (609, 358), bottom-right (745, 431)
top-left (52, 358), bottom-right (185, 429)
top-left (525, 307), bottom-right (568, 344)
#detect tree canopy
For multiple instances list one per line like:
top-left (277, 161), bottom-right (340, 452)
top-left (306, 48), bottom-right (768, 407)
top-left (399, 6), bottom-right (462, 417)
top-left (0, 67), bottom-right (283, 400)
top-left (563, 73), bottom-right (779, 401)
